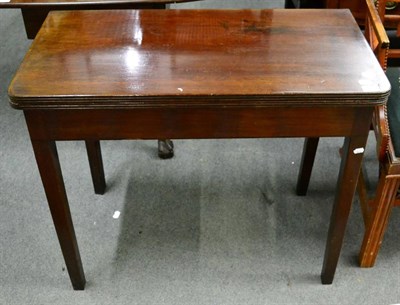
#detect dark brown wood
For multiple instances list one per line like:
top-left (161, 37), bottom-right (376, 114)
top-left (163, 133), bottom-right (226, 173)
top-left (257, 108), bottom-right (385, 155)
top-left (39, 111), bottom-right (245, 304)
top-left (331, 0), bottom-right (366, 22)
top-left (20, 3), bottom-right (167, 39)
top-left (11, 2), bottom-right (195, 159)
top-left (296, 0), bottom-right (399, 269)
top-left (321, 128), bottom-right (371, 284)
top-left (8, 9), bottom-right (389, 288)
top-left (357, 168), bottom-right (370, 226)
top-left (356, 0), bottom-right (400, 268)
top-left (29, 139), bottom-right (85, 290)
top-left (85, 140), bottom-right (106, 194)
top-left (14, 4), bottom-right (185, 159)
top-left (285, 0), bottom-right (366, 24)
top-left (22, 107), bottom-right (367, 140)
top-left (1, 0), bottom-right (201, 38)
top-left (296, 137), bottom-right (320, 196)
top-left (8, 10), bottom-right (389, 108)
top-left (21, 7), bottom-right (49, 39)
top-left (287, 0), bottom-right (400, 27)
top-left (1, 1), bottom-right (201, 38)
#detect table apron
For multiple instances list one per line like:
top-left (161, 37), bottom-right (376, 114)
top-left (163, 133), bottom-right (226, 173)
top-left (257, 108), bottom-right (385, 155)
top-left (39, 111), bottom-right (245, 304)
top-left (24, 106), bottom-right (374, 141)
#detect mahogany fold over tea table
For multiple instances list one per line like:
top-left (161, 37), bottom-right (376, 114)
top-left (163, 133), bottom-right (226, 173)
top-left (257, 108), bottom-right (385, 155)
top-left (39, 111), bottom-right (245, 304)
top-left (8, 9), bottom-right (390, 289)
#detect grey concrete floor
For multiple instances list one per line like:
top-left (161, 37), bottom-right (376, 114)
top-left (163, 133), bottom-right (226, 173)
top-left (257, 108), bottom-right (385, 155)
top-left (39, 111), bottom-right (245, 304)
top-left (0, 1), bottom-right (400, 304)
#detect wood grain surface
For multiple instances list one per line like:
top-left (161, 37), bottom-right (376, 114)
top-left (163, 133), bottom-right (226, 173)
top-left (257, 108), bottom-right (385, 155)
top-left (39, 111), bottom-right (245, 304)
top-left (9, 9), bottom-right (390, 109)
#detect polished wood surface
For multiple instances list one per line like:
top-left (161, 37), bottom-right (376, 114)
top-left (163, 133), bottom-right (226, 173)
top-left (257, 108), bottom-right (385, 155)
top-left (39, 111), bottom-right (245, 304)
top-left (9, 9), bottom-right (389, 289)
top-left (9, 9), bottom-right (389, 108)
top-left (327, 0), bottom-right (366, 21)
top-left (285, 0), bottom-right (366, 23)
top-left (0, 0), bottom-right (200, 41)
top-left (2, 3), bottom-right (193, 158)
top-left (17, 3), bottom-right (169, 39)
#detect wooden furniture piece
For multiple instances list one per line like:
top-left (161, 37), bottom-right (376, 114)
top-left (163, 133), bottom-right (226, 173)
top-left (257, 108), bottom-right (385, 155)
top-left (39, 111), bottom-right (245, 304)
top-left (286, 0), bottom-right (400, 27)
top-left (0, 1), bottom-right (202, 159)
top-left (376, 0), bottom-right (400, 30)
top-left (299, 0), bottom-right (400, 268)
top-left (326, 0), bottom-right (366, 22)
top-left (375, 0), bottom-right (400, 65)
top-left (8, 9), bottom-right (389, 289)
top-left (357, 0), bottom-right (400, 267)
top-left (285, 0), bottom-right (366, 24)
top-left (0, 0), bottom-right (201, 39)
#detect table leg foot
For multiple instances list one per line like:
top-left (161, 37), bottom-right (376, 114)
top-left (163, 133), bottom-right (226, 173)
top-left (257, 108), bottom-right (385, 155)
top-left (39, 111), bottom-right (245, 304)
top-left (284, 0), bottom-right (296, 8)
top-left (158, 139), bottom-right (174, 159)
top-left (321, 273), bottom-right (334, 285)
top-left (85, 140), bottom-right (106, 195)
top-left (31, 140), bottom-right (86, 290)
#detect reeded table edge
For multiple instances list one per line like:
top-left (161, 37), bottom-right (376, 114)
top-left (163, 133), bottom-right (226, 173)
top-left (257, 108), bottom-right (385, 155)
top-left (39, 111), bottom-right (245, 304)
top-left (8, 92), bottom-right (390, 110)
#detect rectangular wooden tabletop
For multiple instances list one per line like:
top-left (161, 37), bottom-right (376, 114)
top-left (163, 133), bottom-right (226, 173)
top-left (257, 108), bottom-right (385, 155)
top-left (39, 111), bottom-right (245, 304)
top-left (8, 9), bottom-right (390, 109)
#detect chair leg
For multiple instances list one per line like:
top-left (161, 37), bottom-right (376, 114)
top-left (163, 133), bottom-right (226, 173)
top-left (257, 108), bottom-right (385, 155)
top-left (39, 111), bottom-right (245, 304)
top-left (357, 167), bottom-right (370, 226)
top-left (296, 137), bottom-right (319, 196)
top-left (85, 140), bottom-right (106, 195)
top-left (359, 174), bottom-right (398, 267)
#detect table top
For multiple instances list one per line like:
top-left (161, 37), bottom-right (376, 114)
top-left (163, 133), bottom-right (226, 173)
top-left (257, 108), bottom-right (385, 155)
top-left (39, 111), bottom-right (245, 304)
top-left (0, 0), bottom-right (198, 8)
top-left (9, 9), bottom-right (390, 109)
